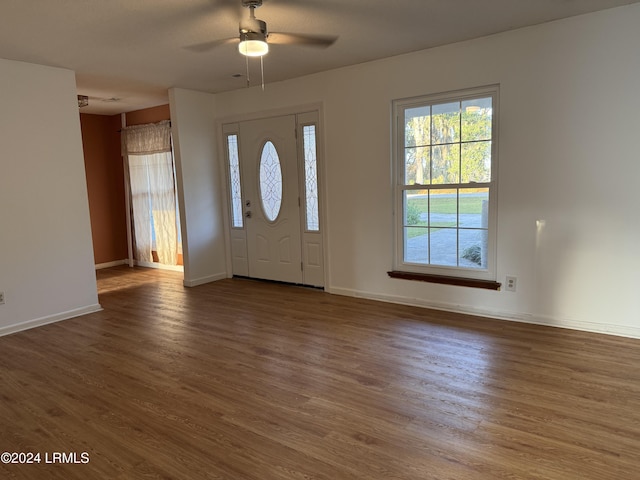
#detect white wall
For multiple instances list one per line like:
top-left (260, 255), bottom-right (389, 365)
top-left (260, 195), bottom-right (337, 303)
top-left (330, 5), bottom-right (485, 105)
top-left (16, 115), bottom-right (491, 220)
top-left (0, 59), bottom-right (100, 335)
top-left (169, 88), bottom-right (227, 286)
top-left (205, 4), bottom-right (640, 338)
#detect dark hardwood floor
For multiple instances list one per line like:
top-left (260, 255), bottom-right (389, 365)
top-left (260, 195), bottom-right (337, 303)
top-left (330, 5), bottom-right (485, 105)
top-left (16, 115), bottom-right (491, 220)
top-left (1, 266), bottom-right (639, 479)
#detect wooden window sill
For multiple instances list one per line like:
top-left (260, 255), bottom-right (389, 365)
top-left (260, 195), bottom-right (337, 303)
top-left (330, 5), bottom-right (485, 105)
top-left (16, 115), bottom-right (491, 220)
top-left (387, 271), bottom-right (501, 290)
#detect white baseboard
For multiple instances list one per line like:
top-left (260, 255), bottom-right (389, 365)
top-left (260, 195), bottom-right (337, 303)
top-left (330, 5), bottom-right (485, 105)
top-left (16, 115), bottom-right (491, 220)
top-left (135, 260), bottom-right (184, 272)
top-left (183, 272), bottom-right (228, 287)
top-left (0, 304), bottom-right (103, 338)
top-left (522, 314), bottom-right (640, 340)
top-left (97, 260), bottom-right (185, 273)
top-left (95, 259), bottom-right (129, 270)
top-left (327, 286), bottom-right (640, 340)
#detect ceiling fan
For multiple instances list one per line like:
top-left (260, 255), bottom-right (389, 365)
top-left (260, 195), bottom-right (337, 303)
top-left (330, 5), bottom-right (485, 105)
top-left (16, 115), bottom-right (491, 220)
top-left (187, 0), bottom-right (338, 57)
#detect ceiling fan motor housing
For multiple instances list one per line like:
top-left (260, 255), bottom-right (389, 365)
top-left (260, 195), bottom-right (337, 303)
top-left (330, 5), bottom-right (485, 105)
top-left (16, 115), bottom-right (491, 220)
top-left (240, 18), bottom-right (267, 35)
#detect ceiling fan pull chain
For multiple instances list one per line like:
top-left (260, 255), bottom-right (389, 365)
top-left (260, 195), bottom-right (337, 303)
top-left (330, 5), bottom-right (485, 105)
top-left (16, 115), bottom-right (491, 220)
top-left (260, 56), bottom-right (265, 91)
top-left (245, 53), bottom-right (250, 88)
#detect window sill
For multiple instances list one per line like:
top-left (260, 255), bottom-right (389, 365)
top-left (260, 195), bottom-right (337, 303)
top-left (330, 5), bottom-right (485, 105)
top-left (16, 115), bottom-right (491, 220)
top-left (387, 271), bottom-right (501, 290)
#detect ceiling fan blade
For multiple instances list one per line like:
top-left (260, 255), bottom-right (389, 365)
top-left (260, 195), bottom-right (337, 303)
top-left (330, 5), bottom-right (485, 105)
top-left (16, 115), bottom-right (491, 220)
top-left (267, 32), bottom-right (337, 48)
top-left (184, 37), bottom-right (238, 53)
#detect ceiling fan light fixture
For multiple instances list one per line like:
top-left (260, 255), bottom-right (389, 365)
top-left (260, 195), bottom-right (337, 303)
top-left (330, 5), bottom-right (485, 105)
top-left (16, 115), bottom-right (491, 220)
top-left (239, 32), bottom-right (269, 57)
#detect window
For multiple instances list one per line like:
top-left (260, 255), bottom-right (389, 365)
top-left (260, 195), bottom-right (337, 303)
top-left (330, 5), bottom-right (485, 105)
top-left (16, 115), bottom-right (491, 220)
top-left (226, 134), bottom-right (244, 228)
top-left (122, 120), bottom-right (182, 267)
top-left (302, 124), bottom-right (320, 231)
top-left (392, 85), bottom-right (498, 281)
top-left (259, 140), bottom-right (283, 222)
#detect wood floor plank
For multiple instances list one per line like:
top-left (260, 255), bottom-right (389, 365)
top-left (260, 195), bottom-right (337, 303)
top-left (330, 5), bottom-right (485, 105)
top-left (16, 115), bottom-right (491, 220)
top-left (1, 265), bottom-right (640, 479)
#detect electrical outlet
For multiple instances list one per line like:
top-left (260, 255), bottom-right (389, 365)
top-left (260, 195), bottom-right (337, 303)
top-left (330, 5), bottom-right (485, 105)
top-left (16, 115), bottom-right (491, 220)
top-left (505, 276), bottom-right (517, 292)
top-left (0, 291), bottom-right (4, 305)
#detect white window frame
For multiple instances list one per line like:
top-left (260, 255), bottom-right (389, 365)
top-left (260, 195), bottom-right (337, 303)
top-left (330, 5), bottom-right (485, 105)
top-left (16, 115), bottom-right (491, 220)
top-left (300, 123), bottom-right (320, 232)
top-left (392, 85), bottom-right (499, 281)
top-left (224, 129), bottom-right (244, 229)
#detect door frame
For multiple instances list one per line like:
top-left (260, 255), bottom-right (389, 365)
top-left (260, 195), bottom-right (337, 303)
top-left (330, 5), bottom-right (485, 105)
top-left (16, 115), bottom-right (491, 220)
top-left (217, 103), bottom-right (329, 289)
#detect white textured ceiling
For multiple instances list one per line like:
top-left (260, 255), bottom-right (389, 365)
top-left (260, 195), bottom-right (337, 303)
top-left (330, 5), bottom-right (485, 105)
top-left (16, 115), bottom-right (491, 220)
top-left (1, 0), bottom-right (637, 115)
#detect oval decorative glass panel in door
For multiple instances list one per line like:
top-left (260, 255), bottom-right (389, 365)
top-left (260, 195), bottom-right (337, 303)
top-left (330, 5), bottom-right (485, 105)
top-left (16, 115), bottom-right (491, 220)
top-left (258, 141), bottom-right (283, 221)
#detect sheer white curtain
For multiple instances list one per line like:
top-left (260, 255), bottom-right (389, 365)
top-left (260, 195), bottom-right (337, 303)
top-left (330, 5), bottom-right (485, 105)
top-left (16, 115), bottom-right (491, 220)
top-left (121, 120), bottom-right (179, 266)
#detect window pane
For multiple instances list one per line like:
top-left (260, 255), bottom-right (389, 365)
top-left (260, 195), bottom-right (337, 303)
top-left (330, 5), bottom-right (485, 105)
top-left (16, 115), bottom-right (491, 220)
top-left (431, 144), bottom-right (460, 184)
top-left (461, 97), bottom-right (492, 142)
top-left (404, 226), bottom-right (429, 264)
top-left (404, 146), bottom-right (430, 185)
top-left (404, 190), bottom-right (428, 226)
top-left (459, 229), bottom-right (487, 269)
top-left (404, 106), bottom-right (430, 147)
top-left (429, 227), bottom-right (457, 267)
top-left (303, 125), bottom-right (320, 231)
top-left (429, 189), bottom-right (458, 228)
top-left (226, 134), bottom-right (243, 228)
top-left (259, 141), bottom-right (283, 222)
top-left (461, 141), bottom-right (491, 183)
top-left (459, 188), bottom-right (489, 228)
top-left (431, 102), bottom-right (460, 145)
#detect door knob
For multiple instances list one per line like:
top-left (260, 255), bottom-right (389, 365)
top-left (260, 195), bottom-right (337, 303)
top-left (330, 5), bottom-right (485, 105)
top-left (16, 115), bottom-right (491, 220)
top-left (245, 211), bottom-right (252, 218)
top-left (245, 200), bottom-right (251, 207)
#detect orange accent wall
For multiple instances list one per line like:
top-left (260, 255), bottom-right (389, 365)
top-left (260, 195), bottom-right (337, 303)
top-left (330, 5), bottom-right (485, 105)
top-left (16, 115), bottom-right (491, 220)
top-left (126, 104), bottom-right (170, 126)
top-left (80, 113), bottom-right (128, 265)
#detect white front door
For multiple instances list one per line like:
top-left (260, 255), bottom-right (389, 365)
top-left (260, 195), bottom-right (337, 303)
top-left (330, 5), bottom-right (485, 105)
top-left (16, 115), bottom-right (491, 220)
top-left (239, 115), bottom-right (303, 284)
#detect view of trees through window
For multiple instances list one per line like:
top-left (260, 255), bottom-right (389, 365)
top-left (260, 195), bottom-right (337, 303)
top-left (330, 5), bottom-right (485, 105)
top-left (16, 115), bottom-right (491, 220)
top-left (399, 93), bottom-right (495, 271)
